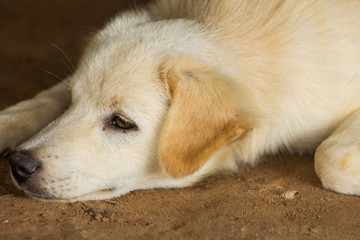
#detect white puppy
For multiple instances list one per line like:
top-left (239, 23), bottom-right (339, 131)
top-left (2, 0), bottom-right (360, 201)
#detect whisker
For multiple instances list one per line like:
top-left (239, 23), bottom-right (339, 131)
top-left (47, 40), bottom-right (75, 71)
top-left (61, 69), bottom-right (72, 81)
top-left (61, 59), bottom-right (73, 75)
top-left (43, 70), bottom-right (70, 86)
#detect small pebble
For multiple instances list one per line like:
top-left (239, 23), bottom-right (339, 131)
top-left (283, 190), bottom-right (299, 199)
top-left (311, 227), bottom-right (320, 233)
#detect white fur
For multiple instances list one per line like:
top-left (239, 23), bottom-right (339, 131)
top-left (1, 0), bottom-right (360, 201)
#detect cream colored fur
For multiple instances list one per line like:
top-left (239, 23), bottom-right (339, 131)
top-left (1, 0), bottom-right (360, 201)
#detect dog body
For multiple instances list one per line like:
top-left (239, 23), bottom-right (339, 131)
top-left (2, 0), bottom-right (360, 201)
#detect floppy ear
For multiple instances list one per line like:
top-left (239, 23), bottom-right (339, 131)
top-left (158, 57), bottom-right (246, 178)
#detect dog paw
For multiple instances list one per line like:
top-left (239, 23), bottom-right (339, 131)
top-left (0, 116), bottom-right (28, 154)
top-left (0, 132), bottom-right (18, 155)
top-left (315, 140), bottom-right (360, 196)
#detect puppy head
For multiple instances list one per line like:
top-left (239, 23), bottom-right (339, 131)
top-left (10, 41), bottom-right (245, 201)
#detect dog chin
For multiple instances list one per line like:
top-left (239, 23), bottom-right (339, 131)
top-left (25, 188), bottom-right (125, 202)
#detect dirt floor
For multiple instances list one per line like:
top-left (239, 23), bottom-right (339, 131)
top-left (1, 1), bottom-right (360, 239)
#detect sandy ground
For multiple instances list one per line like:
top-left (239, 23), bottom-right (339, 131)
top-left (1, 1), bottom-right (360, 239)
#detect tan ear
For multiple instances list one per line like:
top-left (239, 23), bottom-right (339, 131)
top-left (158, 58), bottom-right (246, 178)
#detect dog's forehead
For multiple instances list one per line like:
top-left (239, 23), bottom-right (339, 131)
top-left (69, 43), bottom-right (168, 114)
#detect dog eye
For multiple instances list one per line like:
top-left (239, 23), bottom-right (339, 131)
top-left (111, 115), bottom-right (136, 130)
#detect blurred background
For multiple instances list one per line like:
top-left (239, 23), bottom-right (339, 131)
top-left (0, 0), bottom-right (149, 109)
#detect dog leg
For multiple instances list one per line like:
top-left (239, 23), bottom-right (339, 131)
top-left (0, 81), bottom-right (70, 155)
top-left (315, 109), bottom-right (360, 195)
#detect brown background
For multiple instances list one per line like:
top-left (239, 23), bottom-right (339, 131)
top-left (1, 1), bottom-right (360, 239)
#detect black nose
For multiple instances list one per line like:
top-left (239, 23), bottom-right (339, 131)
top-left (8, 150), bottom-right (41, 185)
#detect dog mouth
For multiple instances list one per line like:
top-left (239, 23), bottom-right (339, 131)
top-left (25, 188), bottom-right (117, 202)
top-left (10, 168), bottom-right (121, 202)
top-left (9, 160), bottom-right (119, 202)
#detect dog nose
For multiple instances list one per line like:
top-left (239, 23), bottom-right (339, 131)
top-left (8, 150), bottom-right (41, 185)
